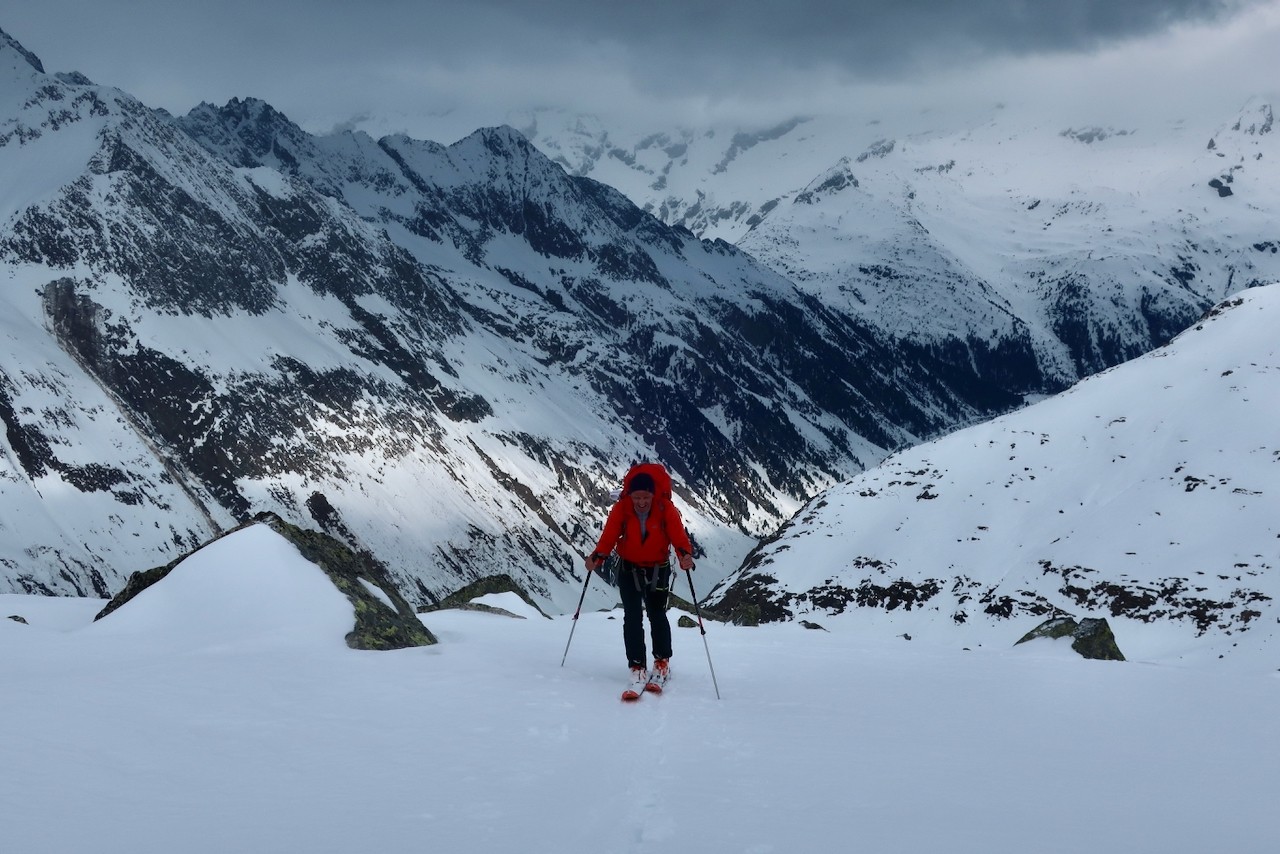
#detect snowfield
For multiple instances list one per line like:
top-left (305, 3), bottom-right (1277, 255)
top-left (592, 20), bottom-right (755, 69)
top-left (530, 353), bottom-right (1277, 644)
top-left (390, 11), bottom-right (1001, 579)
top-left (2, 523), bottom-right (1277, 854)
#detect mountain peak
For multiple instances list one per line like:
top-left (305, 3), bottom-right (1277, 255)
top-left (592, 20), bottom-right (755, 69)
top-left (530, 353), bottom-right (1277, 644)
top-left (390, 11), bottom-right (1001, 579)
top-left (180, 97), bottom-right (313, 171)
top-left (186, 97), bottom-right (302, 134)
top-left (442, 124), bottom-right (566, 182)
top-left (462, 124), bottom-right (539, 158)
top-left (0, 27), bottom-right (46, 74)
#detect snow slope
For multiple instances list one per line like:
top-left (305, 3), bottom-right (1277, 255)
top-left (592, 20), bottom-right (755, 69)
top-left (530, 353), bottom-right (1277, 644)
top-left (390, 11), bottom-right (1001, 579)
top-left (2, 524), bottom-right (1277, 853)
top-left (708, 286), bottom-right (1280, 667)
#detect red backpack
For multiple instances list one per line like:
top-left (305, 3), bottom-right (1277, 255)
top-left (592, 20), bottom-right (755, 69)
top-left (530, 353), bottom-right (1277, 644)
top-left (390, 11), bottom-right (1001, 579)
top-left (620, 462), bottom-right (673, 501)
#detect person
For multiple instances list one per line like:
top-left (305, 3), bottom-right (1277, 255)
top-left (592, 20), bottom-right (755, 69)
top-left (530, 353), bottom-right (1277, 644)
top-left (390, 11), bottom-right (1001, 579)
top-left (585, 465), bottom-right (695, 697)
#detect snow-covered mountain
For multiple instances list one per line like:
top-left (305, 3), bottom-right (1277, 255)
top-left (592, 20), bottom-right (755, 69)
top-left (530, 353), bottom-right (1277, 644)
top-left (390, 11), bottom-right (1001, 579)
top-left (3, 24), bottom-right (1276, 626)
top-left (707, 286), bottom-right (1280, 665)
top-left (522, 101), bottom-right (1280, 391)
top-left (1, 29), bottom-right (1026, 607)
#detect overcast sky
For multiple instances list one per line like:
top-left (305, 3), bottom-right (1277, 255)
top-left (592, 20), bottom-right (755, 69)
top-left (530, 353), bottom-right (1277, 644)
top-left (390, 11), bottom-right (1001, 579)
top-left (6, 1), bottom-right (1280, 142)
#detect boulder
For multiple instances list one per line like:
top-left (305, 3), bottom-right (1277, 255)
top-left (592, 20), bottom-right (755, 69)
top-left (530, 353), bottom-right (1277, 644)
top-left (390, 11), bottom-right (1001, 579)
top-left (1015, 616), bottom-right (1126, 661)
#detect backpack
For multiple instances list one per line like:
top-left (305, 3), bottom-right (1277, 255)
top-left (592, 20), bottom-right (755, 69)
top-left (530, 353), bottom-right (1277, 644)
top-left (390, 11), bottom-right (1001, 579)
top-left (604, 462), bottom-right (677, 587)
top-left (620, 462), bottom-right (673, 501)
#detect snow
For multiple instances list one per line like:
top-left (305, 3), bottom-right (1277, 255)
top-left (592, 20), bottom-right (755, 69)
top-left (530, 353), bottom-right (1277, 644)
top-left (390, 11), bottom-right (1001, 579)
top-left (2, 523), bottom-right (1277, 853)
top-left (469, 590), bottom-right (545, 619)
top-left (704, 286), bottom-right (1280, 669)
top-left (358, 577), bottom-right (397, 611)
top-left (240, 166), bottom-right (297, 200)
top-left (82, 524), bottom-right (355, 650)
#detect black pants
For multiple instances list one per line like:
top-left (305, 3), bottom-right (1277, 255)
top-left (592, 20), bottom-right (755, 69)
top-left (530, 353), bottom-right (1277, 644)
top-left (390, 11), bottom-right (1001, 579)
top-left (618, 562), bottom-right (672, 668)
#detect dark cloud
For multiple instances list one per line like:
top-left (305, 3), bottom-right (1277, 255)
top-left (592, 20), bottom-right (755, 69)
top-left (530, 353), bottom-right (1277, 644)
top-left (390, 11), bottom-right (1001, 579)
top-left (3, 0), bottom-right (1277, 140)
top-left (461, 0), bottom-right (1258, 77)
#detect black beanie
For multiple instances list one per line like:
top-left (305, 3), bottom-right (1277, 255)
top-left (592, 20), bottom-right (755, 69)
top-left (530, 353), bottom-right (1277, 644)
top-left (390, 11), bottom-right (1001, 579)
top-left (628, 472), bottom-right (656, 494)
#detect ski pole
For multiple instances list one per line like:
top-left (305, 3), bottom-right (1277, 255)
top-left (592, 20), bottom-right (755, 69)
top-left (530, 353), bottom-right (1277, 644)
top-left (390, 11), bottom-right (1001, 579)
top-left (683, 565), bottom-right (721, 699)
top-left (560, 561), bottom-right (595, 666)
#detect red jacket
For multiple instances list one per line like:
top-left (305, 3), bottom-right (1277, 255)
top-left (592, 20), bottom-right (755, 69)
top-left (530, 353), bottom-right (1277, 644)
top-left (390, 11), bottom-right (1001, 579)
top-left (593, 496), bottom-right (693, 566)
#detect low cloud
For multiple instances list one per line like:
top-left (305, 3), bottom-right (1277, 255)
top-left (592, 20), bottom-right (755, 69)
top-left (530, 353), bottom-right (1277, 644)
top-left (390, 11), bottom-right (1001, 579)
top-left (5, 0), bottom-right (1279, 142)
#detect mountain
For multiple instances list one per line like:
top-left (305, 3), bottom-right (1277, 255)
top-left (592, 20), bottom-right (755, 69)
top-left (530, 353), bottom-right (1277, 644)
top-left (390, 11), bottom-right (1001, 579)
top-left (706, 286), bottom-right (1280, 665)
top-left (522, 102), bottom-right (1280, 396)
top-left (3, 25), bottom-right (1276, 621)
top-left (0, 30), bottom-right (1025, 606)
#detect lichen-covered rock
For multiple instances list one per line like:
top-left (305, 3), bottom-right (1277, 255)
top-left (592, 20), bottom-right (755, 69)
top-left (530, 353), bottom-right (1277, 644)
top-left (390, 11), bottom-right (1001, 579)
top-left (1015, 616), bottom-right (1125, 661)
top-left (94, 559), bottom-right (185, 622)
top-left (255, 513), bottom-right (437, 650)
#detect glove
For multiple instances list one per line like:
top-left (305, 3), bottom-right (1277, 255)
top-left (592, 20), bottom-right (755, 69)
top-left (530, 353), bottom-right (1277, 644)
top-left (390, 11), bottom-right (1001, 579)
top-left (585, 552), bottom-right (605, 572)
top-left (677, 552), bottom-right (695, 571)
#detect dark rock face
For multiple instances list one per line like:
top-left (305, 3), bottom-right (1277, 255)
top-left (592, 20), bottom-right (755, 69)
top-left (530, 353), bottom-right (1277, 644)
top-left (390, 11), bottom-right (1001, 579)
top-left (0, 27), bottom-right (43, 73)
top-left (1016, 616), bottom-right (1126, 661)
top-left (713, 572), bottom-right (794, 625)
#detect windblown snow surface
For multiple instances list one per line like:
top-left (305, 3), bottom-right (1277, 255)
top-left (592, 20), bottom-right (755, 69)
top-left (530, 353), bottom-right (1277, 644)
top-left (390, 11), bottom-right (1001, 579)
top-left (2, 519), bottom-right (1277, 853)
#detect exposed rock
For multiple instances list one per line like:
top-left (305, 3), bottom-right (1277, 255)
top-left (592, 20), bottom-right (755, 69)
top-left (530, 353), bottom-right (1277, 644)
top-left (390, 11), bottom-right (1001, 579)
top-left (710, 572), bottom-right (787, 625)
top-left (94, 562), bottom-right (179, 622)
top-left (425, 573), bottom-right (549, 619)
top-left (665, 591), bottom-right (726, 624)
top-left (256, 513), bottom-right (437, 649)
top-left (7, 614), bottom-right (28, 624)
top-left (1015, 616), bottom-right (1126, 661)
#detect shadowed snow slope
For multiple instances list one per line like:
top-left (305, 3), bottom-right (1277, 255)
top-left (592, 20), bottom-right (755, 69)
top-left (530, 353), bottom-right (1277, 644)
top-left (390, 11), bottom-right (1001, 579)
top-left (709, 285), bottom-right (1280, 668)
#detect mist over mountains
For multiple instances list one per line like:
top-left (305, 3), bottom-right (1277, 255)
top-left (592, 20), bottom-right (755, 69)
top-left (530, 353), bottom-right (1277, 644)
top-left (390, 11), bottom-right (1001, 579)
top-left (1, 24), bottom-right (1275, 644)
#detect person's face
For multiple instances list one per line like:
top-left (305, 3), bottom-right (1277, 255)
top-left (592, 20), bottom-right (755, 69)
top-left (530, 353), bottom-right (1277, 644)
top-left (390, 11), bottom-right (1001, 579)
top-left (630, 490), bottom-right (654, 514)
